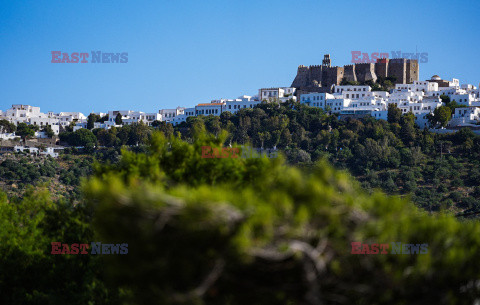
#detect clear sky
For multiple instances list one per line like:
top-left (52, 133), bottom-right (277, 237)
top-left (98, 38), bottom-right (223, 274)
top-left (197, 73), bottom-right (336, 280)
top-left (1, 0), bottom-right (479, 114)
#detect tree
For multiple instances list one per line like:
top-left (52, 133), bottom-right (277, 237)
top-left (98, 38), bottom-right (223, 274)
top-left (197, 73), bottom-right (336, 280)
top-left (15, 123), bottom-right (37, 140)
top-left (0, 187), bottom-right (119, 304)
top-left (96, 128), bottom-right (117, 147)
top-left (115, 113), bottom-right (123, 125)
top-left (446, 100), bottom-right (467, 113)
top-left (440, 94), bottom-right (451, 105)
top-left (64, 121), bottom-right (76, 132)
top-left (42, 125), bottom-right (55, 138)
top-left (205, 116), bottom-right (222, 137)
top-left (68, 129), bottom-right (97, 147)
top-left (98, 114), bottom-right (109, 123)
top-left (257, 131), bottom-right (270, 149)
top-left (400, 112), bottom-right (416, 146)
top-left (153, 121), bottom-right (174, 138)
top-left (82, 132), bottom-right (480, 304)
top-left (387, 104), bottom-right (402, 124)
top-left (429, 106), bottom-right (452, 128)
top-left (220, 111), bottom-right (233, 126)
top-left (0, 119), bottom-right (16, 133)
top-left (435, 106), bottom-right (452, 128)
top-left (129, 122), bottom-right (151, 145)
top-left (87, 113), bottom-right (101, 130)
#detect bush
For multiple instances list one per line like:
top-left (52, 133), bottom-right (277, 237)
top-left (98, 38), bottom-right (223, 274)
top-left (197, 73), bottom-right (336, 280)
top-left (81, 132), bottom-right (480, 304)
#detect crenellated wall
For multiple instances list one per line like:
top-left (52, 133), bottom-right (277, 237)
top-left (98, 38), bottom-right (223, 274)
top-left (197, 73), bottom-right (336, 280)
top-left (291, 55), bottom-right (418, 93)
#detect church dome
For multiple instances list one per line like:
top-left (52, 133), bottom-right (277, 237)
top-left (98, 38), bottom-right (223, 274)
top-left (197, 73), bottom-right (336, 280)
top-left (431, 75), bottom-right (441, 81)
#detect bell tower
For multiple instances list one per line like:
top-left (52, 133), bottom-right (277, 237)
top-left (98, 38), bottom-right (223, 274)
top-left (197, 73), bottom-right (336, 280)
top-left (322, 54), bottom-right (331, 67)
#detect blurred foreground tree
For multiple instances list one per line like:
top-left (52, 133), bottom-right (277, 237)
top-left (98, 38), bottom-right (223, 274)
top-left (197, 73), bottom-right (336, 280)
top-left (0, 187), bottom-right (120, 304)
top-left (84, 131), bottom-right (480, 305)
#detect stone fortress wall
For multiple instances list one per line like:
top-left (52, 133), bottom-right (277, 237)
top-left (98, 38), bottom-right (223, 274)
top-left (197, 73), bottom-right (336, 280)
top-left (291, 54), bottom-right (419, 93)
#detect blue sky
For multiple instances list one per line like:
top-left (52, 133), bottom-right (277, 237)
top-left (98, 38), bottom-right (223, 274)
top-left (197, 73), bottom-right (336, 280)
top-left (1, 0), bottom-right (479, 114)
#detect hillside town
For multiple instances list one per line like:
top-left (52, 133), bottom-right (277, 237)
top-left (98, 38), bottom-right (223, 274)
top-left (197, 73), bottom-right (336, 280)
top-left (1, 55), bottom-right (480, 156)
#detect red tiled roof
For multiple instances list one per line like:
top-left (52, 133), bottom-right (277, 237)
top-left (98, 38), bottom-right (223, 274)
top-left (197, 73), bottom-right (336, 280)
top-left (196, 103), bottom-right (224, 106)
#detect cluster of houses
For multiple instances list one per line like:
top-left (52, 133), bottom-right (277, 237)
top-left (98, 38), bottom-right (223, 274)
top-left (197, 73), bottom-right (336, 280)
top-left (302, 76), bottom-right (480, 128)
top-left (1, 75), bottom-right (480, 145)
top-left (0, 88), bottom-right (297, 136)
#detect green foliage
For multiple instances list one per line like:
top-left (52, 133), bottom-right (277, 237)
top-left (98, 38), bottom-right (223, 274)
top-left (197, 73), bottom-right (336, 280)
top-left (0, 119), bottom-right (17, 133)
top-left (429, 106), bottom-right (452, 128)
top-left (15, 122), bottom-right (38, 140)
top-left (59, 157), bottom-right (93, 187)
top-left (0, 187), bottom-right (119, 304)
top-left (440, 94), bottom-right (467, 113)
top-left (61, 129), bottom-right (97, 147)
top-left (63, 121), bottom-right (76, 133)
top-left (440, 94), bottom-right (451, 105)
top-left (42, 125), bottom-right (55, 138)
top-left (0, 156), bottom-right (57, 184)
top-left (387, 103), bottom-right (402, 124)
top-left (82, 132), bottom-right (480, 304)
top-left (95, 127), bottom-right (119, 147)
top-left (87, 113), bottom-right (101, 130)
top-left (147, 102), bottom-right (480, 214)
top-left (115, 113), bottom-right (123, 125)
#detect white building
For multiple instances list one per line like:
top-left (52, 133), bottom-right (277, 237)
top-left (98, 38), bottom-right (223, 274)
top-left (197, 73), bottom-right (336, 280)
top-left (14, 146), bottom-right (39, 154)
top-left (394, 81), bottom-right (438, 93)
top-left (371, 110), bottom-right (388, 120)
top-left (58, 112), bottom-right (86, 121)
top-left (195, 102), bottom-right (225, 116)
top-left (0, 133), bottom-right (18, 140)
top-left (106, 110), bottom-right (161, 126)
top-left (158, 107), bottom-right (185, 122)
top-left (258, 87), bottom-right (296, 102)
top-left (166, 107), bottom-right (195, 125)
top-left (224, 96), bottom-right (261, 114)
top-left (299, 93), bottom-right (334, 108)
top-left (448, 93), bottom-right (477, 106)
top-left (13, 145), bottom-right (59, 158)
top-left (333, 85), bottom-right (371, 99)
top-left (0, 105), bottom-right (87, 135)
top-left (450, 107), bottom-right (480, 127)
